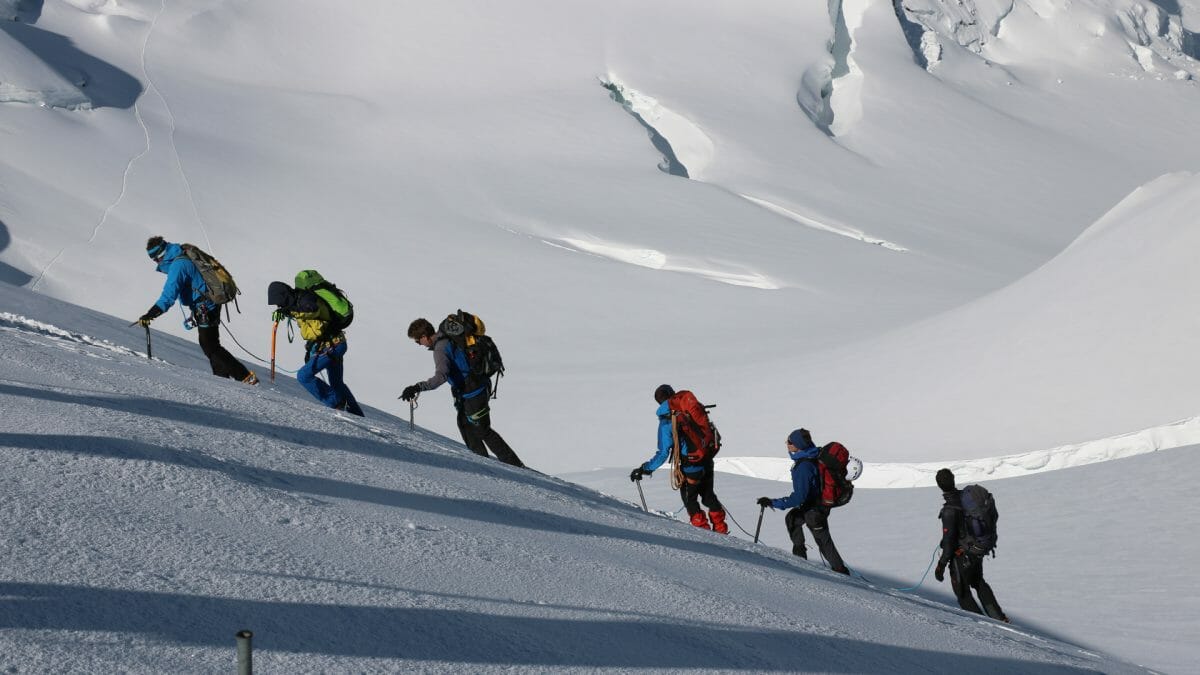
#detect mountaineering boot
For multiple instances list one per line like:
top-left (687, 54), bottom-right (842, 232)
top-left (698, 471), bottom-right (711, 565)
top-left (689, 512), bottom-right (711, 530)
top-left (242, 371), bottom-right (259, 385)
top-left (792, 544), bottom-right (807, 559)
top-left (708, 510), bottom-right (729, 535)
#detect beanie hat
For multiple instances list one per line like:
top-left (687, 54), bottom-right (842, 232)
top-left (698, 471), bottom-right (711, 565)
top-left (935, 468), bottom-right (956, 492)
top-left (653, 384), bottom-right (675, 404)
top-left (146, 236), bottom-right (166, 260)
top-left (787, 428), bottom-right (814, 449)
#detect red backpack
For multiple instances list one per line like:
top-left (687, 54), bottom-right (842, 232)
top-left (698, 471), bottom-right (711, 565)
top-left (814, 442), bottom-right (854, 508)
top-left (667, 390), bottom-right (721, 464)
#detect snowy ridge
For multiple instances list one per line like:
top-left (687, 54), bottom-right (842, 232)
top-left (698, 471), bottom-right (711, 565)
top-left (1, 311), bottom-right (147, 359)
top-left (716, 414), bottom-right (1200, 487)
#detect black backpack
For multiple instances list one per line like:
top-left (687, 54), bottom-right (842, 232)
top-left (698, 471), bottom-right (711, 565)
top-left (439, 309), bottom-right (505, 383)
top-left (958, 484), bottom-right (999, 557)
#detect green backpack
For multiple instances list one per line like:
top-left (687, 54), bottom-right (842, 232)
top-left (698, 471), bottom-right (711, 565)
top-left (294, 269), bottom-right (354, 331)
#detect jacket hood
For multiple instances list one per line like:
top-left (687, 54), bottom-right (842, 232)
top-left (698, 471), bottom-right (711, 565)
top-left (154, 242), bottom-right (183, 273)
top-left (788, 444), bottom-right (820, 462)
top-left (655, 400), bottom-right (671, 417)
top-left (267, 281), bottom-right (294, 307)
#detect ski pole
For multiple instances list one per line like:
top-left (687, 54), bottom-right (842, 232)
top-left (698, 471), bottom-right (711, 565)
top-left (635, 478), bottom-right (648, 512)
top-left (753, 504), bottom-right (765, 543)
top-left (269, 320), bottom-right (278, 382)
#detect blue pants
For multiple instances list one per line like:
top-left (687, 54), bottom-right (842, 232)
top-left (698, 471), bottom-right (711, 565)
top-left (297, 341), bottom-right (363, 416)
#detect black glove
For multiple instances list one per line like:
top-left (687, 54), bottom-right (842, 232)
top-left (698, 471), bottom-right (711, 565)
top-left (137, 305), bottom-right (164, 327)
top-left (934, 562), bottom-right (946, 582)
top-left (756, 497), bottom-right (773, 509)
top-left (629, 466), bottom-right (650, 482)
top-left (400, 384), bottom-right (422, 402)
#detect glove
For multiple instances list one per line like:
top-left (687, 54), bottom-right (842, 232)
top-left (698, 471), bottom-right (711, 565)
top-left (756, 497), bottom-right (773, 509)
top-left (400, 384), bottom-right (422, 402)
top-left (935, 562), bottom-right (946, 583)
top-left (272, 309), bottom-right (288, 322)
top-left (137, 305), bottom-right (164, 327)
top-left (629, 466), bottom-right (650, 482)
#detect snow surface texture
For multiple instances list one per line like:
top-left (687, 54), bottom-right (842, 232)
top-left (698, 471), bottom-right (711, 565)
top-left (0, 282), bottom-right (1151, 673)
top-left (568, 452), bottom-right (1200, 675)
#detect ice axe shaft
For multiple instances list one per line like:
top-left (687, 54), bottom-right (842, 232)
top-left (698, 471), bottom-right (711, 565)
top-left (269, 321), bottom-right (278, 382)
top-left (635, 478), bottom-right (648, 512)
top-left (753, 505), bottom-right (765, 544)
top-left (143, 324), bottom-right (152, 359)
top-left (409, 392), bottom-right (419, 431)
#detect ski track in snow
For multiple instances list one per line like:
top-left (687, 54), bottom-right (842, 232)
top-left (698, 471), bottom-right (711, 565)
top-left (717, 415), bottom-right (1200, 487)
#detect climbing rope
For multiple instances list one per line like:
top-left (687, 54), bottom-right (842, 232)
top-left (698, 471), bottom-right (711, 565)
top-left (221, 322), bottom-right (298, 374)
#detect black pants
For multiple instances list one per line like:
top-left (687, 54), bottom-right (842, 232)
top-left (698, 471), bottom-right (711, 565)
top-left (197, 322), bottom-right (250, 381)
top-left (679, 461), bottom-right (724, 516)
top-left (785, 506), bottom-right (849, 574)
top-left (950, 554), bottom-right (1007, 621)
top-left (456, 391), bottom-right (523, 467)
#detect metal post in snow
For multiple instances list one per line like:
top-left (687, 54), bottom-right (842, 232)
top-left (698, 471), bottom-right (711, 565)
top-left (236, 630), bottom-right (253, 675)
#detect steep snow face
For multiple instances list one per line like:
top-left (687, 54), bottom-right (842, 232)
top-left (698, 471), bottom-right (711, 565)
top-left (0, 282), bottom-right (1148, 673)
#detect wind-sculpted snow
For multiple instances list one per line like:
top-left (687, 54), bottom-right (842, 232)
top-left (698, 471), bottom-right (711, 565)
top-left (0, 27), bottom-right (90, 109)
top-left (551, 236), bottom-right (781, 289)
top-left (739, 193), bottom-right (908, 252)
top-left (716, 415), bottom-right (1200, 487)
top-left (0, 311), bottom-right (147, 359)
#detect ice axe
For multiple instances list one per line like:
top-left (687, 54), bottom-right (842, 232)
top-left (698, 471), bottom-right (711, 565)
top-left (129, 320), bottom-right (153, 359)
top-left (269, 320), bottom-right (278, 382)
top-left (408, 392), bottom-right (419, 431)
top-left (634, 476), bottom-right (648, 512)
top-left (753, 504), bottom-right (766, 544)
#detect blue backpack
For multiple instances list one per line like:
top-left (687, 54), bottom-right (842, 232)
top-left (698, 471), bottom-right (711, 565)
top-left (959, 484), bottom-right (999, 557)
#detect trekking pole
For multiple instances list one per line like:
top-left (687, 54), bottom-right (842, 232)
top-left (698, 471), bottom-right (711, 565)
top-left (753, 504), bottom-right (765, 543)
top-left (635, 478), bottom-right (648, 512)
top-left (269, 320), bottom-right (278, 382)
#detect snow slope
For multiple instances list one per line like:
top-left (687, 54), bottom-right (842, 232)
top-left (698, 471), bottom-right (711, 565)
top-left (568, 447), bottom-right (1200, 675)
top-left (1, 0), bottom-right (1198, 474)
top-left (0, 281), bottom-right (1149, 673)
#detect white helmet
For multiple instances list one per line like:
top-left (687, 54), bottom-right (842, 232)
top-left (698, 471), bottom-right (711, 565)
top-left (845, 456), bottom-right (863, 482)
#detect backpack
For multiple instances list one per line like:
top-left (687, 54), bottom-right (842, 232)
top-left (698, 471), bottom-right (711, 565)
top-left (958, 484), bottom-right (999, 556)
top-left (439, 309), bottom-right (505, 381)
top-left (180, 244), bottom-right (238, 306)
top-left (813, 442), bottom-right (854, 508)
top-left (666, 390), bottom-right (721, 464)
top-left (295, 270), bottom-right (354, 332)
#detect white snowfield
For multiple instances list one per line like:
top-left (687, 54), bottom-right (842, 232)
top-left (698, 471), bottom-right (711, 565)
top-left (2, 0), bottom-right (1200, 670)
top-left (2, 0), bottom-right (1199, 477)
top-left (0, 283), bottom-right (1157, 673)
